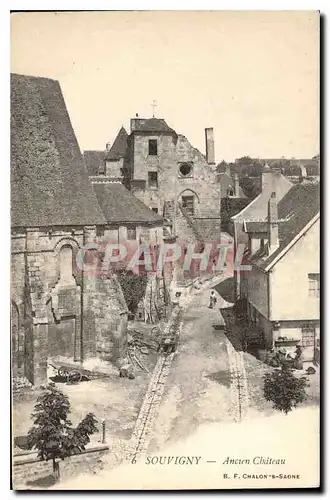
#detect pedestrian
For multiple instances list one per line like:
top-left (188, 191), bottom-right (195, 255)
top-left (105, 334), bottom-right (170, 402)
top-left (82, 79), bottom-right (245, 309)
top-left (209, 290), bottom-right (216, 309)
top-left (293, 344), bottom-right (303, 370)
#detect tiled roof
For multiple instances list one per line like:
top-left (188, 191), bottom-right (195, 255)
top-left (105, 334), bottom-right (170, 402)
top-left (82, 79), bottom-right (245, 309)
top-left (251, 183), bottom-right (320, 270)
top-left (11, 74), bottom-right (106, 227)
top-left (105, 127), bottom-right (128, 161)
top-left (132, 118), bottom-right (176, 134)
top-left (92, 182), bottom-right (163, 224)
top-left (83, 150), bottom-right (106, 175)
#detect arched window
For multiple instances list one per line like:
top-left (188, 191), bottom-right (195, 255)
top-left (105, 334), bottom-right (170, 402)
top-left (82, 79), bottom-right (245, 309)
top-left (60, 245), bottom-right (74, 284)
top-left (181, 194), bottom-right (194, 215)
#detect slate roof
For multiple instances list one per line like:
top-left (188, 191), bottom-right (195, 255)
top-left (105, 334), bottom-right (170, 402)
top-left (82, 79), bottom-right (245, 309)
top-left (250, 183), bottom-right (320, 270)
top-left (11, 74), bottom-right (106, 227)
top-left (92, 182), bottom-right (163, 225)
top-left (105, 127), bottom-right (128, 161)
top-left (83, 150), bottom-right (106, 175)
top-left (132, 118), bottom-right (176, 134)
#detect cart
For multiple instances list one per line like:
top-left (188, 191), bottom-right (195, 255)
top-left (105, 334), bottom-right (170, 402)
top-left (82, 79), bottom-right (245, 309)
top-left (49, 362), bottom-right (86, 384)
top-left (158, 334), bottom-right (179, 355)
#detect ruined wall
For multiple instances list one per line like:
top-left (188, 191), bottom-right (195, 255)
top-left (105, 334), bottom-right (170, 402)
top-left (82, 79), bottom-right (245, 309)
top-left (130, 132), bottom-right (220, 246)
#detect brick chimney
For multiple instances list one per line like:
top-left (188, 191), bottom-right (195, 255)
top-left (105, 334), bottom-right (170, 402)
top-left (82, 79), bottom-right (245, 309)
top-left (268, 192), bottom-right (279, 253)
top-left (205, 128), bottom-right (215, 165)
top-left (234, 174), bottom-right (240, 197)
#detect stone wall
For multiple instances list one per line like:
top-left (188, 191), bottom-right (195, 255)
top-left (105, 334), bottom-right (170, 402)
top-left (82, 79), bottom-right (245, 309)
top-left (129, 132), bottom-right (220, 245)
top-left (11, 225), bottom-right (128, 385)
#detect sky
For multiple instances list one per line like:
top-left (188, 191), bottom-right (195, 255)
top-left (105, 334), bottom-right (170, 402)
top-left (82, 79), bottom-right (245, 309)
top-left (11, 11), bottom-right (319, 162)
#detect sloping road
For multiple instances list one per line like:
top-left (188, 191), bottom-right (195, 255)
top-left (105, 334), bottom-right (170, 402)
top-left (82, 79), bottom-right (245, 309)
top-left (148, 292), bottom-right (234, 453)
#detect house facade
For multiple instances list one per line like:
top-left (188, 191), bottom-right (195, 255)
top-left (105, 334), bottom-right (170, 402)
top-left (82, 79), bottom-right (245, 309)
top-left (241, 184), bottom-right (320, 362)
top-left (231, 165), bottom-right (293, 298)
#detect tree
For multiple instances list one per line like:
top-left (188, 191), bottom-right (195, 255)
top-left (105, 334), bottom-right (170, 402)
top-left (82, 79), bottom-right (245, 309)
top-left (27, 385), bottom-right (98, 481)
top-left (263, 364), bottom-right (309, 414)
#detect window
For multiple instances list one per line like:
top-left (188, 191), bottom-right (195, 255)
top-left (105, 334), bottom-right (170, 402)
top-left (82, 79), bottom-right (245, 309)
top-left (127, 227), bottom-right (137, 240)
top-left (181, 195), bottom-right (194, 216)
top-left (151, 207), bottom-right (158, 214)
top-left (227, 188), bottom-right (234, 196)
top-left (148, 139), bottom-right (158, 156)
top-left (148, 171), bottom-right (158, 189)
top-left (308, 273), bottom-right (320, 297)
top-left (60, 245), bottom-right (73, 284)
top-left (179, 163), bottom-right (192, 177)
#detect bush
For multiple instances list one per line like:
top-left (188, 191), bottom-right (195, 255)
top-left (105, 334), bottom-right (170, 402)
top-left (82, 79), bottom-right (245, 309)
top-left (263, 364), bottom-right (309, 414)
top-left (117, 270), bottom-right (148, 314)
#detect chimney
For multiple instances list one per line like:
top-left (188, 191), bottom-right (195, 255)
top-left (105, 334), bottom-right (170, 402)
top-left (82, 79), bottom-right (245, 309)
top-left (205, 127), bottom-right (215, 165)
top-left (234, 174), bottom-right (240, 197)
top-left (268, 192), bottom-right (279, 253)
top-left (261, 163), bottom-right (281, 192)
top-left (106, 142), bottom-right (111, 151)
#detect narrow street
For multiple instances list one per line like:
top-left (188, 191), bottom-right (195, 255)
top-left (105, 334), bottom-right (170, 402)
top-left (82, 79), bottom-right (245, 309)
top-left (148, 290), bottom-right (234, 453)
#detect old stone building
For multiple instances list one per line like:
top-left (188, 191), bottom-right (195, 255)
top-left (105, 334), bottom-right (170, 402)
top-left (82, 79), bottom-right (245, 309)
top-left (84, 117), bottom-right (222, 285)
top-left (86, 118), bottom-right (221, 245)
top-left (10, 74), bottom-right (134, 385)
top-left (124, 118), bottom-right (221, 246)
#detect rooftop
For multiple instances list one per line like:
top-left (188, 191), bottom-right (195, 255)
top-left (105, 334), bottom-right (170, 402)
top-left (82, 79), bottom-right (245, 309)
top-left (105, 126), bottom-right (128, 161)
top-left (250, 183), bottom-right (320, 270)
top-left (11, 74), bottom-right (106, 227)
top-left (130, 117), bottom-right (176, 134)
top-left (92, 182), bottom-right (163, 225)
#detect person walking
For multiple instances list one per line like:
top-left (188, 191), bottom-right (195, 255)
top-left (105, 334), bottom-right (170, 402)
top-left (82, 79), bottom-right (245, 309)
top-left (209, 290), bottom-right (217, 309)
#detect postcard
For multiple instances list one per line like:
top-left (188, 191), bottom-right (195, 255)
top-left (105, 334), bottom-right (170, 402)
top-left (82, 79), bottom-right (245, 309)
top-left (11, 10), bottom-right (320, 490)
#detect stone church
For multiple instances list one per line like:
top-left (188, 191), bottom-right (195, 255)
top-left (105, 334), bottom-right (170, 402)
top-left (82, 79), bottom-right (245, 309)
top-left (11, 74), bottom-right (162, 385)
